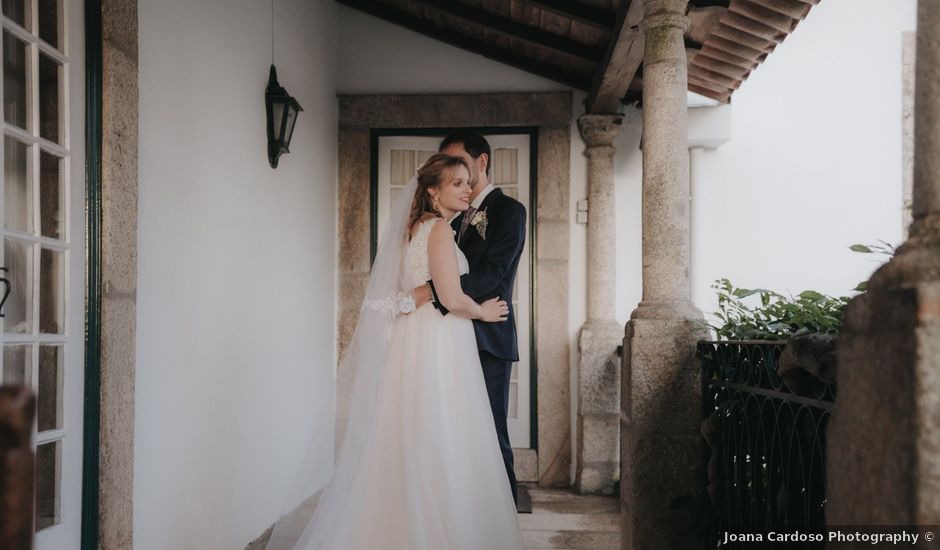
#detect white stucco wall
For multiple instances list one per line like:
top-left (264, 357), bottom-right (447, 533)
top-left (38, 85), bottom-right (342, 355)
top-left (337, 5), bottom-right (568, 94)
top-left (136, 1), bottom-right (338, 548)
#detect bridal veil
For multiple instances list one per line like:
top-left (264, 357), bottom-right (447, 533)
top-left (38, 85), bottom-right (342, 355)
top-left (265, 177), bottom-right (419, 549)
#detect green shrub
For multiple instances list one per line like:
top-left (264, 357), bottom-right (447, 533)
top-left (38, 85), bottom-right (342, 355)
top-left (708, 278), bottom-right (850, 341)
top-left (708, 242), bottom-right (897, 341)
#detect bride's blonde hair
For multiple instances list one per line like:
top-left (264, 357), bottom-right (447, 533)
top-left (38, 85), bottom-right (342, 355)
top-left (408, 153), bottom-right (470, 233)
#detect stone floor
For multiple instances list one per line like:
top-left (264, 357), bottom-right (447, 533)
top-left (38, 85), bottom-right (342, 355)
top-left (248, 485), bottom-right (621, 550)
top-left (519, 486), bottom-right (621, 550)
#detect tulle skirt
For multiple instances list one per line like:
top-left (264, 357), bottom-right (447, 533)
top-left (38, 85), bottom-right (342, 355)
top-left (293, 303), bottom-right (525, 550)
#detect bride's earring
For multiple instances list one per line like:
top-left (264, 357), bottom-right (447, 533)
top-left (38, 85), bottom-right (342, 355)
top-left (431, 194), bottom-right (441, 212)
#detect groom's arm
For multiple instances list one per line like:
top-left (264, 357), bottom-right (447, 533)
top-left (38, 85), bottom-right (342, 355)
top-left (460, 202), bottom-right (527, 302)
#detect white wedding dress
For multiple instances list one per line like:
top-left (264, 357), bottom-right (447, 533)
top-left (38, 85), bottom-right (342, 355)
top-left (286, 217), bottom-right (525, 550)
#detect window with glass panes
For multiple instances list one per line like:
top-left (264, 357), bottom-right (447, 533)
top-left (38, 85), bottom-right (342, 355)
top-left (1, 0), bottom-right (70, 534)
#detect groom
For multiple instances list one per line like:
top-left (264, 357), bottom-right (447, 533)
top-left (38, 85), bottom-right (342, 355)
top-left (415, 131), bottom-right (527, 506)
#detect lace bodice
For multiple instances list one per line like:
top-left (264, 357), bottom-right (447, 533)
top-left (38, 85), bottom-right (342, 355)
top-left (404, 218), bottom-right (469, 289)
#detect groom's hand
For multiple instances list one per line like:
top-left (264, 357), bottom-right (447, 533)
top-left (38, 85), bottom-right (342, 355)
top-left (426, 280), bottom-right (451, 316)
top-left (412, 284), bottom-right (433, 311)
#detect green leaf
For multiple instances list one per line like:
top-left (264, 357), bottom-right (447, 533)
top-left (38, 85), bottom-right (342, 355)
top-left (850, 244), bottom-right (873, 253)
top-left (732, 288), bottom-right (759, 299)
top-left (799, 290), bottom-right (825, 301)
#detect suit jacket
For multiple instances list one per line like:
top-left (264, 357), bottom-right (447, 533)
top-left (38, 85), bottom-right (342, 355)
top-left (431, 188), bottom-right (527, 362)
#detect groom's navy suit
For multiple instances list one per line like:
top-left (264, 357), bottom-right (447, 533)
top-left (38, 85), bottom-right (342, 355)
top-left (431, 186), bottom-right (526, 504)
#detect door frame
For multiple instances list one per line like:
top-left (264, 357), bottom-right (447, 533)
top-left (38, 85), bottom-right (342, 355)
top-left (338, 92), bottom-right (572, 486)
top-left (369, 127), bottom-right (539, 448)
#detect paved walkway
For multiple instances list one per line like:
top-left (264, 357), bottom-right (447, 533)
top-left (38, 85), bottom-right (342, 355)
top-left (519, 486), bottom-right (621, 550)
top-left (248, 486), bottom-right (621, 550)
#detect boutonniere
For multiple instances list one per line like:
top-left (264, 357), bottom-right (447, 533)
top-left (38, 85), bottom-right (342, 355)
top-left (470, 208), bottom-right (488, 240)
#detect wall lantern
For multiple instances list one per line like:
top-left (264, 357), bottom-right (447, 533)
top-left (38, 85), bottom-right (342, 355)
top-left (265, 64), bottom-right (303, 168)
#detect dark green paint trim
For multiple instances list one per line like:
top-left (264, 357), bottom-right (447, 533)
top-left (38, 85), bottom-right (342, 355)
top-left (81, 1), bottom-right (102, 549)
top-left (527, 131), bottom-right (538, 451)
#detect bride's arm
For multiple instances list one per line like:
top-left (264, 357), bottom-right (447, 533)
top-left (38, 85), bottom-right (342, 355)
top-left (427, 219), bottom-right (506, 321)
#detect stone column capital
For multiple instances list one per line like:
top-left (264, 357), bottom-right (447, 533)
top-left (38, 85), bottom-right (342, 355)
top-left (641, 0), bottom-right (690, 32)
top-left (578, 114), bottom-right (625, 149)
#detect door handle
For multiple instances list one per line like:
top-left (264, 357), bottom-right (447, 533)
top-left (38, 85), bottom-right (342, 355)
top-left (0, 267), bottom-right (10, 318)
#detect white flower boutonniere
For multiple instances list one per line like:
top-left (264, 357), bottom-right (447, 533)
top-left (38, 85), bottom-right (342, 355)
top-left (470, 208), bottom-right (488, 240)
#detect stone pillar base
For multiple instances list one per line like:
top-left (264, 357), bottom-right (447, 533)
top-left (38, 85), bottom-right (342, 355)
top-left (576, 320), bottom-right (623, 495)
top-left (827, 283), bottom-right (940, 529)
top-left (576, 415), bottom-right (619, 494)
top-left (621, 315), bottom-right (706, 550)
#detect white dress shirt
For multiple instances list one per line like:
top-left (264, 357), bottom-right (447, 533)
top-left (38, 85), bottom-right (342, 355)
top-left (470, 183), bottom-right (496, 210)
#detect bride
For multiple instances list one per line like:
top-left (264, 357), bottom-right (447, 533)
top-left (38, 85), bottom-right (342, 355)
top-left (267, 154), bottom-right (526, 550)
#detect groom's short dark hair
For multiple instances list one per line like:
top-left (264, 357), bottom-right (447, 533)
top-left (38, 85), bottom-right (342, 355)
top-left (439, 131), bottom-right (492, 177)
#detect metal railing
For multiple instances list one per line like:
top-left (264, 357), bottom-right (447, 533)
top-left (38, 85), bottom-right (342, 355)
top-left (698, 341), bottom-right (835, 549)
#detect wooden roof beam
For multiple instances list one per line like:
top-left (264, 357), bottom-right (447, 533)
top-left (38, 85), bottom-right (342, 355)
top-left (728, 1), bottom-right (798, 33)
top-left (708, 34), bottom-right (768, 60)
top-left (687, 6), bottom-right (727, 46)
top-left (691, 54), bottom-right (751, 79)
top-left (689, 83), bottom-right (732, 103)
top-left (689, 64), bottom-right (742, 89)
top-left (412, 0), bottom-right (606, 64)
top-left (527, 0), bottom-right (615, 32)
top-left (698, 45), bottom-right (759, 70)
top-left (336, 0), bottom-right (593, 90)
top-left (721, 12), bottom-right (786, 42)
top-left (712, 23), bottom-right (777, 52)
top-left (586, 0), bottom-right (644, 113)
top-left (688, 76), bottom-right (731, 95)
top-left (748, 0), bottom-right (812, 20)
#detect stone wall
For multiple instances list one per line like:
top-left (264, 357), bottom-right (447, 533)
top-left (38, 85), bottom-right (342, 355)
top-left (100, 0), bottom-right (139, 547)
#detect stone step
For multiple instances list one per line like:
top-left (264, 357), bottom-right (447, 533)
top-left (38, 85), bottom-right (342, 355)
top-left (521, 486), bottom-right (621, 550)
top-left (523, 530), bottom-right (620, 550)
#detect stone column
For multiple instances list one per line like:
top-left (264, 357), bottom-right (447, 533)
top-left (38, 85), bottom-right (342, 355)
top-left (575, 114), bottom-right (624, 495)
top-left (621, 1), bottom-right (707, 549)
top-left (827, 2), bottom-right (940, 536)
